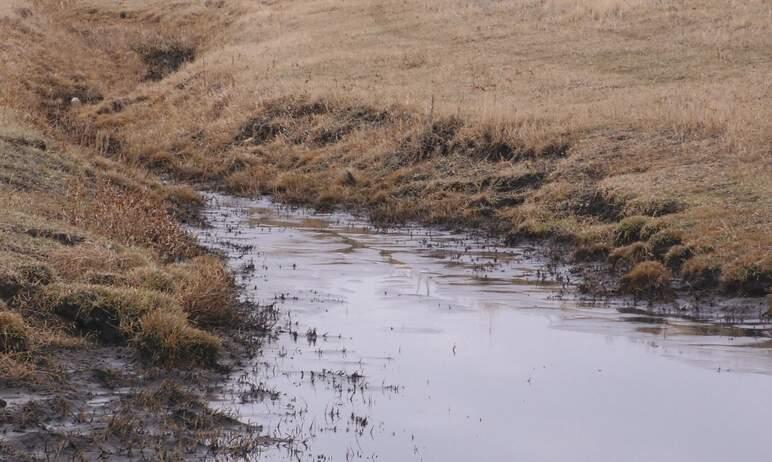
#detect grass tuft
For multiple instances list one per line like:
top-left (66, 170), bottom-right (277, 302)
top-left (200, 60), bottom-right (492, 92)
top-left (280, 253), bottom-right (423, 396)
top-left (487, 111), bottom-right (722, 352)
top-left (663, 245), bottom-right (693, 271)
top-left (613, 216), bottom-right (649, 246)
top-left (169, 256), bottom-right (237, 327)
top-left (622, 261), bottom-right (672, 300)
top-left (647, 229), bottom-right (682, 259)
top-left (135, 310), bottom-right (221, 367)
top-left (38, 283), bottom-right (182, 344)
top-left (0, 309), bottom-right (29, 353)
top-left (609, 242), bottom-right (651, 270)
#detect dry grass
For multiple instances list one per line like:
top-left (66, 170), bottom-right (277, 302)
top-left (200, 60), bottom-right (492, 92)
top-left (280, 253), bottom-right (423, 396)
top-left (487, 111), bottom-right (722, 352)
top-left (0, 310), bottom-right (29, 353)
top-left (135, 310), bottom-right (221, 367)
top-left (63, 179), bottom-right (200, 261)
top-left (168, 256), bottom-right (238, 328)
top-left (622, 261), bottom-right (673, 300)
top-left (0, 0), bottom-right (769, 298)
top-left (0, 106), bottom-right (236, 381)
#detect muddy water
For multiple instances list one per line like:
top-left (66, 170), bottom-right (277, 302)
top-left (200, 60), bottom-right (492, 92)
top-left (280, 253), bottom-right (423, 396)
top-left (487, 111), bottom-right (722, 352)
top-left (195, 194), bottom-right (772, 462)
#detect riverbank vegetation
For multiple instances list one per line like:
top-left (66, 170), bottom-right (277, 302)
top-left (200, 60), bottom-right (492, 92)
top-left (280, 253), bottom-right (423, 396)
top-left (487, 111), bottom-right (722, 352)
top-left (0, 105), bottom-right (237, 379)
top-left (1, 0), bottom-right (770, 383)
top-left (4, 0), bottom-right (768, 300)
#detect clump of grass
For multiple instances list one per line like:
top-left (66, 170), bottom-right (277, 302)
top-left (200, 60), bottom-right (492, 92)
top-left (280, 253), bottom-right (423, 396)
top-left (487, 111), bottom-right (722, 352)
top-left (638, 221), bottom-right (664, 241)
top-left (0, 262), bottom-right (55, 300)
top-left (621, 261), bottom-right (672, 300)
top-left (169, 256), bottom-right (236, 327)
top-left (664, 245), bottom-right (693, 271)
top-left (624, 197), bottom-right (683, 218)
top-left (647, 229), bottom-right (682, 258)
top-left (573, 243), bottom-right (610, 262)
top-left (127, 265), bottom-right (176, 293)
top-left (224, 166), bottom-right (274, 196)
top-left (613, 216), bottom-right (648, 246)
top-left (720, 263), bottom-right (772, 297)
top-left (49, 243), bottom-right (151, 283)
top-left (38, 283), bottom-right (181, 344)
top-left (64, 180), bottom-right (199, 261)
top-left (37, 282), bottom-right (224, 366)
top-left (0, 309), bottom-right (29, 353)
top-left (338, 169), bottom-right (357, 187)
top-left (682, 256), bottom-right (721, 289)
top-left (163, 184), bottom-right (203, 210)
top-left (609, 242), bottom-right (651, 269)
top-left (135, 310), bottom-right (220, 367)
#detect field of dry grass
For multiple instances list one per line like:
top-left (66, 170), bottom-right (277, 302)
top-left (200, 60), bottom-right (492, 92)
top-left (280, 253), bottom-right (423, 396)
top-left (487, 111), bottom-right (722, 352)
top-left (0, 0), bottom-right (770, 311)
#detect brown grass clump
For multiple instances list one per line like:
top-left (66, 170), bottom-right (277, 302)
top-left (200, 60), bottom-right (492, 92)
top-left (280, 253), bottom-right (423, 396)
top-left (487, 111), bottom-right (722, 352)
top-left (135, 310), bottom-right (220, 367)
top-left (64, 180), bottom-right (199, 261)
top-left (720, 262), bottom-right (772, 297)
top-left (647, 230), bottom-right (683, 259)
top-left (613, 216), bottom-right (649, 246)
top-left (573, 243), bottom-right (610, 262)
top-left (622, 261), bottom-right (672, 300)
top-left (682, 255), bottom-right (723, 288)
top-left (49, 243), bottom-right (152, 283)
top-left (36, 282), bottom-right (225, 366)
top-left (0, 310), bottom-right (29, 353)
top-left (38, 284), bottom-right (182, 344)
top-left (169, 256), bottom-right (237, 327)
top-left (0, 263), bottom-right (55, 300)
top-left (638, 221), bottom-right (665, 242)
top-left (663, 245), bottom-right (693, 271)
top-left (609, 242), bottom-right (651, 270)
top-left (126, 266), bottom-right (177, 293)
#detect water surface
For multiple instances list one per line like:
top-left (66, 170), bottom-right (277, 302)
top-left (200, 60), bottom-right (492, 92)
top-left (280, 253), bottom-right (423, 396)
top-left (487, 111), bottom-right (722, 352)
top-left (194, 194), bottom-right (772, 462)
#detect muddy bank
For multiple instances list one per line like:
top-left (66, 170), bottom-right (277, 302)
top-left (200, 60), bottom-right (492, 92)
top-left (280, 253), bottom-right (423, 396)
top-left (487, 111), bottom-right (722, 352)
top-left (192, 193), bottom-right (772, 461)
top-left (0, 302), bottom-right (283, 461)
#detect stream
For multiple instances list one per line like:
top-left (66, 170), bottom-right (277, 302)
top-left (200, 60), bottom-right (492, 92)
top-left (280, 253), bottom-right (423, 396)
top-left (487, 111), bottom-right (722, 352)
top-left (193, 193), bottom-right (772, 462)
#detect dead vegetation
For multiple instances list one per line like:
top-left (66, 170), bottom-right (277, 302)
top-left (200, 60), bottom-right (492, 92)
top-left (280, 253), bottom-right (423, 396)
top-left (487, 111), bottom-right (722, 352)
top-left (622, 261), bottom-right (673, 301)
top-left (0, 105), bottom-right (243, 386)
top-left (0, 0), bottom-right (768, 335)
top-left (0, 310), bottom-right (29, 353)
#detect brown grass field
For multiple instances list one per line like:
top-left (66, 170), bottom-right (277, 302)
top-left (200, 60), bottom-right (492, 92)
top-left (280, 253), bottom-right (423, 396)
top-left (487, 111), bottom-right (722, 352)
top-left (0, 0), bottom-right (770, 382)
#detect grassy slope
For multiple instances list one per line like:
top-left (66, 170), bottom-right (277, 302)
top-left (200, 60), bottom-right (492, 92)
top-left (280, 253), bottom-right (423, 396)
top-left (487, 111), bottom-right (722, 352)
top-left (1, 0), bottom-right (770, 308)
top-left (0, 100), bottom-right (244, 381)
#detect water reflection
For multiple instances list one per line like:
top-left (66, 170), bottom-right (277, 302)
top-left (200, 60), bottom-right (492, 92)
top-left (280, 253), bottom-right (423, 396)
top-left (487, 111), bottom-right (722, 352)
top-left (194, 194), bottom-right (772, 462)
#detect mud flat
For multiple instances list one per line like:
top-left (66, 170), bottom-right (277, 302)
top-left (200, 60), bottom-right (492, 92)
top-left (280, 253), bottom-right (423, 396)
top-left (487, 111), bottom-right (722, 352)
top-left (194, 193), bottom-right (772, 462)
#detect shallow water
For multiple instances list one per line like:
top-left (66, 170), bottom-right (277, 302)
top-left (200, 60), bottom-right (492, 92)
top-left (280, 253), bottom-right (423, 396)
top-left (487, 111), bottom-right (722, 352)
top-left (195, 194), bottom-right (772, 462)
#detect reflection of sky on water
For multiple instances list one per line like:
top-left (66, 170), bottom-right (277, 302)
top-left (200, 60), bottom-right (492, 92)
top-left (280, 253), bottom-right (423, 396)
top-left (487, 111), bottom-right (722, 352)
top-left (195, 194), bottom-right (772, 462)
